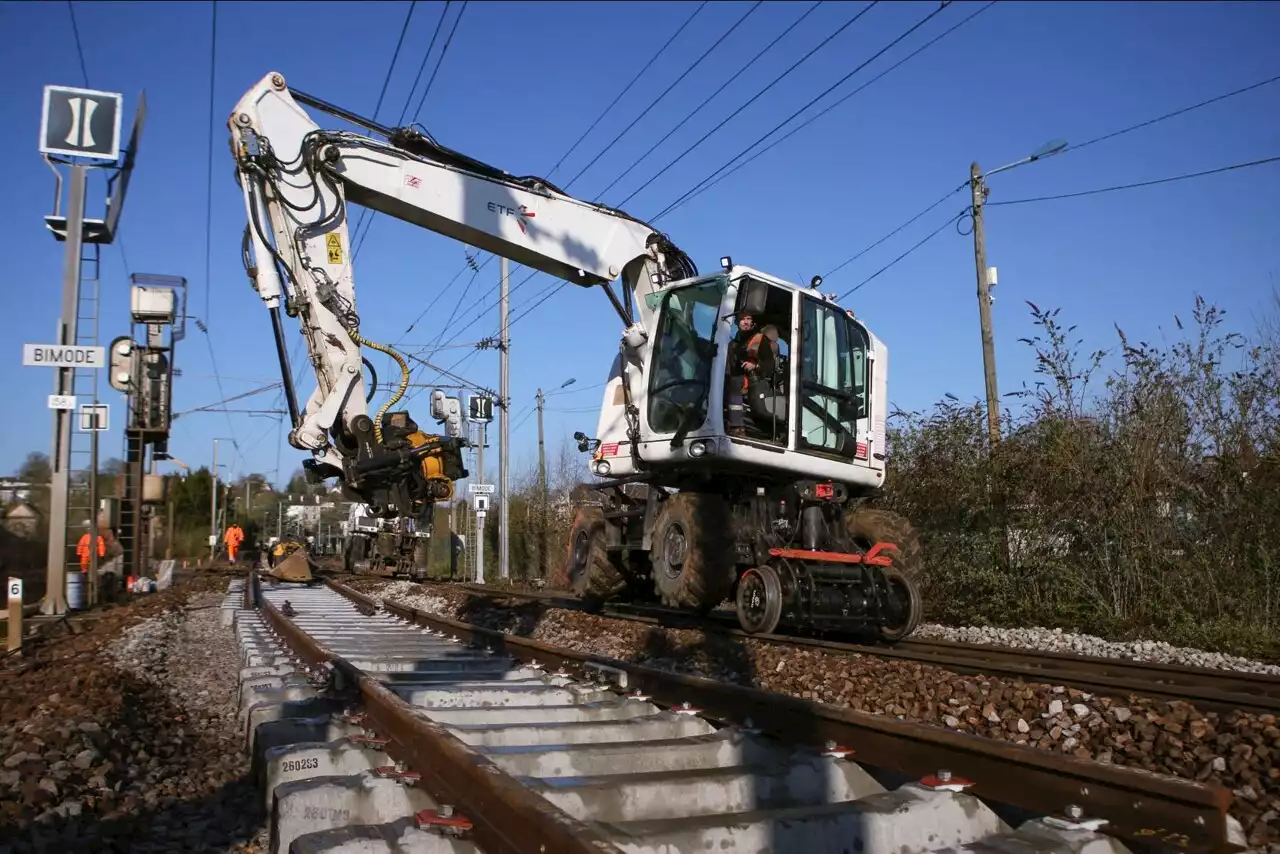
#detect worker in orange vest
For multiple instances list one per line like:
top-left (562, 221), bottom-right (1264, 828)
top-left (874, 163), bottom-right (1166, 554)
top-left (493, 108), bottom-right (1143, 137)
top-left (77, 528), bottom-right (105, 573)
top-left (223, 524), bottom-right (245, 563)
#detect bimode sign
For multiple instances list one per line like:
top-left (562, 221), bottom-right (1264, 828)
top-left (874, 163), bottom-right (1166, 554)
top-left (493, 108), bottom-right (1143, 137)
top-left (22, 344), bottom-right (106, 368)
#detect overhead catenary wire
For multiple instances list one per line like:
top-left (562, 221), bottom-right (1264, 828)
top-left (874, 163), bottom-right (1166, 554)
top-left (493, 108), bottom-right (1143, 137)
top-left (348, 0), bottom-right (427, 258)
top-left (401, 1), bottom-right (707, 346)
top-left (411, 2), bottom-right (889, 361)
top-left (547, 2), bottom-right (707, 180)
top-left (197, 0), bottom-right (241, 460)
top-left (410, 0), bottom-right (468, 122)
top-left (432, 1), bottom-right (945, 350)
top-left (668, 0), bottom-right (1000, 217)
top-left (616, 0), bottom-right (882, 209)
top-left (651, 0), bottom-right (954, 222)
top-left (562, 1), bottom-right (761, 191)
top-left (592, 0), bottom-right (824, 202)
top-left (66, 1), bottom-right (90, 88)
top-left (404, 1), bottom-right (736, 367)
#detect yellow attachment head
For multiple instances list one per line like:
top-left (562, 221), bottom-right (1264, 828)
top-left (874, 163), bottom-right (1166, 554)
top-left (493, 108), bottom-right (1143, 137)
top-left (407, 431), bottom-right (456, 502)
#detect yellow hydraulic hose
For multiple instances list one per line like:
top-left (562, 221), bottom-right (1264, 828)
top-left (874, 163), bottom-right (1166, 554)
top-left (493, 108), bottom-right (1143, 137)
top-left (347, 329), bottom-right (409, 445)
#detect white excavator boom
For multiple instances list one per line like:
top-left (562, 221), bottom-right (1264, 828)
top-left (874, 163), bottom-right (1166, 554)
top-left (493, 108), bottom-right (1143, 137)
top-left (228, 71), bottom-right (692, 483)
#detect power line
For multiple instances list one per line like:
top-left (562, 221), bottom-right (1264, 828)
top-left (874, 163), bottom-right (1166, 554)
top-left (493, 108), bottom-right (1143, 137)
top-left (988, 153), bottom-right (1280, 207)
top-left (412, 4), bottom-right (863, 353)
top-left (824, 183), bottom-right (967, 279)
top-left (652, 0), bottom-right (953, 222)
top-left (403, 1), bottom-right (700, 360)
top-left (353, 1), bottom-right (468, 261)
top-left (1067, 71), bottom-right (1280, 156)
top-left (833, 153), bottom-right (1280, 299)
top-left (198, 0), bottom-right (240, 456)
top-left (420, 2), bottom-right (956, 374)
top-left (592, 0), bottom-right (824, 202)
top-left (616, 1), bottom-right (881, 209)
top-left (546, 2), bottom-right (706, 180)
top-left (411, 0), bottom-right (467, 121)
top-left (563, 0), bottom-right (756, 191)
top-left (408, 3), bottom-right (952, 388)
top-left (66, 2), bottom-right (89, 87)
top-left (371, 1), bottom-right (419, 121)
top-left (836, 207), bottom-right (966, 300)
top-left (667, 0), bottom-right (999, 216)
top-left (394, 0), bottom-right (453, 127)
top-left (203, 0), bottom-right (219, 325)
top-left (825, 65), bottom-right (1280, 285)
top-left (349, 0), bottom-right (428, 258)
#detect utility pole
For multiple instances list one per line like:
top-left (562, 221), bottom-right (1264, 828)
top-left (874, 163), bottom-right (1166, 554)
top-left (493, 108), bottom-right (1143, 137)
top-left (970, 161), bottom-right (1012, 572)
top-left (210, 439), bottom-right (219, 560)
top-left (475, 419), bottom-right (486, 584)
top-left (536, 388), bottom-right (547, 578)
top-left (969, 162), bottom-right (1001, 450)
top-left (41, 165), bottom-right (87, 615)
top-left (498, 256), bottom-right (510, 580)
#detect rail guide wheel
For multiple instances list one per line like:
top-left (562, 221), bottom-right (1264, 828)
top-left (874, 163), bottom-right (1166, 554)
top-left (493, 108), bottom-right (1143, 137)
top-left (878, 567), bottom-right (923, 642)
top-left (736, 565), bottom-right (783, 635)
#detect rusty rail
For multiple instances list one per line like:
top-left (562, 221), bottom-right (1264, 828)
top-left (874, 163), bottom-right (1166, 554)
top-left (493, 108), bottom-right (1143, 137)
top-left (251, 572), bottom-right (623, 854)
top-left (328, 578), bottom-right (1238, 853)
top-left (416, 578), bottom-right (1280, 717)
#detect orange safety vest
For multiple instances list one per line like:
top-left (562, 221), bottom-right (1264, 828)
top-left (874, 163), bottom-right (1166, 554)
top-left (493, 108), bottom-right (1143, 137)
top-left (77, 533), bottom-right (105, 565)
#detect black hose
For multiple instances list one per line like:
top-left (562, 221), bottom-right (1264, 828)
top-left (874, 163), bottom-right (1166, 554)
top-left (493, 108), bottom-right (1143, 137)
top-left (362, 357), bottom-right (378, 403)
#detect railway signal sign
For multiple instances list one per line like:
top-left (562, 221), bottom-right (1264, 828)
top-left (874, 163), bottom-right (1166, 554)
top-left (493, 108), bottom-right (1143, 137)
top-left (48, 394), bottom-right (77, 410)
top-left (79, 403), bottom-right (109, 432)
top-left (468, 483), bottom-right (495, 495)
top-left (23, 344), bottom-right (106, 368)
top-left (468, 394), bottom-right (493, 423)
top-left (39, 85), bottom-right (123, 162)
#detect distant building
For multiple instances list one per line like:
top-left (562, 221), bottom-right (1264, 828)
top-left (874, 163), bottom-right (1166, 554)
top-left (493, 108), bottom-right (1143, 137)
top-left (0, 479), bottom-right (35, 504)
top-left (2, 503), bottom-right (41, 538)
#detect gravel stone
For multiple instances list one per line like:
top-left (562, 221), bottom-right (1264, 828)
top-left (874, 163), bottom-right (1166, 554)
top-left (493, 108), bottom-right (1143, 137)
top-left (915, 622), bottom-right (1280, 676)
top-left (362, 578), bottom-right (1280, 849)
top-left (0, 576), bottom-right (267, 853)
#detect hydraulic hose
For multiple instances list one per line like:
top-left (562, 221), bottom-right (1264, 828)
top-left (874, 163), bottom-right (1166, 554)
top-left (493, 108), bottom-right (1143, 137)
top-left (347, 329), bottom-right (409, 445)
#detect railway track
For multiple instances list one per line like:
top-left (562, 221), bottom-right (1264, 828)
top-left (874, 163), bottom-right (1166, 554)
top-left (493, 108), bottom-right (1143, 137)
top-left (229, 573), bottom-right (1247, 853)
top-left (405, 579), bottom-right (1280, 717)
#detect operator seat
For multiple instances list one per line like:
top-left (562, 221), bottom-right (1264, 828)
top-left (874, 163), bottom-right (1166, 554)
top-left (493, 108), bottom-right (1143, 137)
top-left (746, 373), bottom-right (788, 429)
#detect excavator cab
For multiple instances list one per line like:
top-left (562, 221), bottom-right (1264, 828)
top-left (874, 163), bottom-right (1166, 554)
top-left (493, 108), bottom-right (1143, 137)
top-left (573, 263), bottom-right (921, 641)
top-left (590, 264), bottom-right (886, 494)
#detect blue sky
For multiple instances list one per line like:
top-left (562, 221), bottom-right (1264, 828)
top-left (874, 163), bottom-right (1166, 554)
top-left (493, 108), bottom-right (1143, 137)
top-left (1, 0), bottom-right (1277, 488)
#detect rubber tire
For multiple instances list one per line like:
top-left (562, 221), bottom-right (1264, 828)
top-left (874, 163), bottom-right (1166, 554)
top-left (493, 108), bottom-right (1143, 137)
top-left (565, 506), bottom-right (625, 605)
top-left (878, 568), bottom-right (923, 642)
top-left (345, 536), bottom-right (367, 574)
top-left (845, 507), bottom-right (923, 580)
top-left (650, 492), bottom-right (735, 612)
top-left (736, 565), bottom-right (783, 635)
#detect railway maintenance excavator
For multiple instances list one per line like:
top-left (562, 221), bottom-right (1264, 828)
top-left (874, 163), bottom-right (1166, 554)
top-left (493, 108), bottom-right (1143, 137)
top-left (228, 71), bottom-right (923, 640)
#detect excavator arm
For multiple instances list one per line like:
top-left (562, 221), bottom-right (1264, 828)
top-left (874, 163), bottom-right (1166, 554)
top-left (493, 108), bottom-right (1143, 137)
top-left (228, 71), bottom-right (694, 520)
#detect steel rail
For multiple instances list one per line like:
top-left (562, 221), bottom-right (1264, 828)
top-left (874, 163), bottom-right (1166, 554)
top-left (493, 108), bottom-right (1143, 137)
top-left (250, 572), bottom-right (624, 854)
top-left (411, 579), bottom-right (1280, 717)
top-left (328, 579), bottom-right (1239, 853)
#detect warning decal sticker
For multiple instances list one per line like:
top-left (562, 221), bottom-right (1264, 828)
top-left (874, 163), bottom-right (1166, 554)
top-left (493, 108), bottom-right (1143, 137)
top-left (325, 233), bottom-right (343, 265)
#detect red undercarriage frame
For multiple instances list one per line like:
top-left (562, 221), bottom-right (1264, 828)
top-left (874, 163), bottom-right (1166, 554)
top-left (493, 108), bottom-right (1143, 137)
top-left (766, 542), bottom-right (898, 567)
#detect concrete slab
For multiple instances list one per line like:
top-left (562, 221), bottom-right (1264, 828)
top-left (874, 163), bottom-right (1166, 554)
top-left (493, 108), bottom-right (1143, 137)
top-left (602, 783), bottom-right (1008, 854)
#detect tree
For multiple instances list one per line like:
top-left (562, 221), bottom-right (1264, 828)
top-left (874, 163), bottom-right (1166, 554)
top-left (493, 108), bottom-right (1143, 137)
top-left (286, 468), bottom-right (311, 496)
top-left (17, 452), bottom-right (51, 484)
